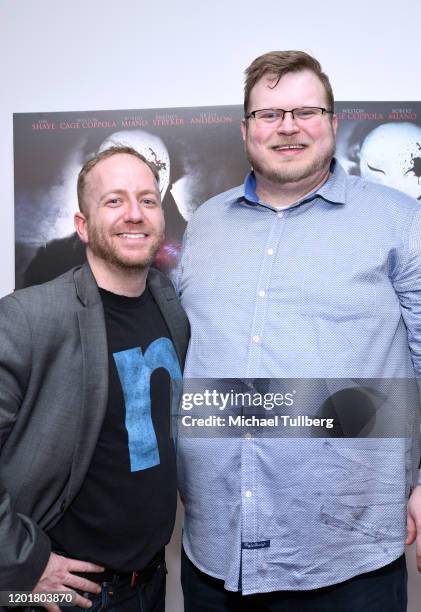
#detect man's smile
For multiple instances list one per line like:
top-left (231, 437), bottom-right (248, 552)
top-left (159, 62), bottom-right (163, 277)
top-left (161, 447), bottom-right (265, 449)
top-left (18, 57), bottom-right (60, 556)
top-left (117, 232), bottom-right (148, 239)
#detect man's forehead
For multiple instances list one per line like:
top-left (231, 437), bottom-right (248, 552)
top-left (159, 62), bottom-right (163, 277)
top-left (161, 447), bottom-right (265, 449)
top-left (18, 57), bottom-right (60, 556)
top-left (251, 69), bottom-right (326, 102)
top-left (90, 153), bottom-right (149, 176)
top-left (85, 154), bottom-right (158, 192)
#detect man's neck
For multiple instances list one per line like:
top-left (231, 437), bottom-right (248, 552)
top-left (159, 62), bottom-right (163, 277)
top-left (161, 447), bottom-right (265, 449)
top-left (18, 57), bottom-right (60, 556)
top-left (255, 167), bottom-right (331, 209)
top-left (86, 251), bottom-right (148, 297)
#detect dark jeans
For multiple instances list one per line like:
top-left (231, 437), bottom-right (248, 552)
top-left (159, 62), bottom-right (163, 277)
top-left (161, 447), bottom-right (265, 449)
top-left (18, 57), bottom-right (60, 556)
top-left (64, 560), bottom-right (166, 612)
top-left (181, 548), bottom-right (407, 611)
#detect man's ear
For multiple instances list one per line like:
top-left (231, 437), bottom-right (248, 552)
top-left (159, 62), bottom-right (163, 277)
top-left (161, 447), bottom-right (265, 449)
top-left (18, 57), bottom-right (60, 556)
top-left (331, 113), bottom-right (338, 136)
top-left (74, 211), bottom-right (89, 245)
top-left (240, 118), bottom-right (247, 144)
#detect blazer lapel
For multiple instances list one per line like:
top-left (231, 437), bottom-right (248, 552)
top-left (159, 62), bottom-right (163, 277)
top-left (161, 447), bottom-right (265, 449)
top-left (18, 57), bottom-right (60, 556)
top-left (148, 271), bottom-right (189, 368)
top-left (65, 265), bottom-right (109, 501)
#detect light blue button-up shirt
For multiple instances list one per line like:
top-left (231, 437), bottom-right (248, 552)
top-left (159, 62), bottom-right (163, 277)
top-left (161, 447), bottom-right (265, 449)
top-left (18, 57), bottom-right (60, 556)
top-left (176, 161), bottom-right (421, 593)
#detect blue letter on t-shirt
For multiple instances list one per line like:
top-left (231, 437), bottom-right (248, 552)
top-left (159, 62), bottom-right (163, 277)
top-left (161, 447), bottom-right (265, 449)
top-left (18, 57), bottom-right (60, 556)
top-left (114, 338), bottom-right (182, 472)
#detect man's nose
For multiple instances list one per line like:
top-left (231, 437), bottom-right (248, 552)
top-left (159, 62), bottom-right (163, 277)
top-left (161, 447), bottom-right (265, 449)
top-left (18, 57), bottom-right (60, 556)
top-left (276, 113), bottom-right (300, 135)
top-left (124, 196), bottom-right (144, 222)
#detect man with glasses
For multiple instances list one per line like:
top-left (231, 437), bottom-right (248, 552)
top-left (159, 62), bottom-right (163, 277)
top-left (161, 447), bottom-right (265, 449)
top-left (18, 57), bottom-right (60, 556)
top-left (177, 50), bottom-right (421, 610)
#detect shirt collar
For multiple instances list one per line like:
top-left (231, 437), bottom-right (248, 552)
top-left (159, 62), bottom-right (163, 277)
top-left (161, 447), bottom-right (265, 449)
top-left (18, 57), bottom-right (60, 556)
top-left (241, 158), bottom-right (347, 207)
top-left (243, 172), bottom-right (259, 203)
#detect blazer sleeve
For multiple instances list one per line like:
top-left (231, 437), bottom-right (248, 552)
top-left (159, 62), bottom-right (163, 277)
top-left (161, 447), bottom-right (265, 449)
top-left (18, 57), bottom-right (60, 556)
top-left (0, 295), bottom-right (51, 590)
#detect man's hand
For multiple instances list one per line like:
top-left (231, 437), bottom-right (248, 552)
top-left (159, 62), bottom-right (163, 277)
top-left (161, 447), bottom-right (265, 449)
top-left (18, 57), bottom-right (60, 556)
top-left (32, 552), bottom-right (104, 611)
top-left (406, 484), bottom-right (421, 572)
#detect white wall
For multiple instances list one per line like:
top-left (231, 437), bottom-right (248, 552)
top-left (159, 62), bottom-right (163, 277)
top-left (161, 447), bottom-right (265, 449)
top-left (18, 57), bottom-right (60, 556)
top-left (1, 0), bottom-right (421, 298)
top-left (1, 0), bottom-right (420, 610)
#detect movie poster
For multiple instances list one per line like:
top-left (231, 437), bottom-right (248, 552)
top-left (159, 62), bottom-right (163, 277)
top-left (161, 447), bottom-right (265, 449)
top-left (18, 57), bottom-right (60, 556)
top-left (13, 102), bottom-right (421, 289)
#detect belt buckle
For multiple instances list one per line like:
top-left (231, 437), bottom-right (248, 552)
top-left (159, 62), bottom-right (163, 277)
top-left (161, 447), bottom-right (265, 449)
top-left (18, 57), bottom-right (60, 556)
top-left (130, 571), bottom-right (140, 588)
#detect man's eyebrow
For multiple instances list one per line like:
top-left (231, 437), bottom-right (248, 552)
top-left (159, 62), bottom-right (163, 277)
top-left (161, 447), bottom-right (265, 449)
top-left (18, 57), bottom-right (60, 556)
top-left (137, 188), bottom-right (160, 197)
top-left (99, 188), bottom-right (126, 200)
top-left (99, 188), bottom-right (159, 200)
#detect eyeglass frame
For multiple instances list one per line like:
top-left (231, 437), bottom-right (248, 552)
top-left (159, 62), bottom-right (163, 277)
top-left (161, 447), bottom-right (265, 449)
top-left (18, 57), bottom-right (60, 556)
top-left (245, 107), bottom-right (334, 123)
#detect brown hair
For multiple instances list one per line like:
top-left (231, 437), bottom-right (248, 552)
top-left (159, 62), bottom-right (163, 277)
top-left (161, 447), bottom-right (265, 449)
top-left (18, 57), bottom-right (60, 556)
top-left (77, 145), bottom-right (160, 213)
top-left (244, 50), bottom-right (334, 114)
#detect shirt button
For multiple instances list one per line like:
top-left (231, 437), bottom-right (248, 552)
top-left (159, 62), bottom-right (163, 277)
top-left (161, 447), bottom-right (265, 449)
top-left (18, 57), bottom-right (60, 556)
top-left (267, 248), bottom-right (274, 256)
top-left (252, 335), bottom-right (260, 343)
top-left (244, 432), bottom-right (252, 439)
top-left (258, 290), bottom-right (266, 297)
top-left (277, 211), bottom-right (284, 218)
top-left (245, 490), bottom-right (252, 498)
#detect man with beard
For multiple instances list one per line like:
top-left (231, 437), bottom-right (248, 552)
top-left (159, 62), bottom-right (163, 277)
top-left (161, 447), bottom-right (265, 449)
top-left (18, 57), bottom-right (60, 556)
top-left (0, 146), bottom-right (189, 612)
top-left (177, 51), bottom-right (421, 610)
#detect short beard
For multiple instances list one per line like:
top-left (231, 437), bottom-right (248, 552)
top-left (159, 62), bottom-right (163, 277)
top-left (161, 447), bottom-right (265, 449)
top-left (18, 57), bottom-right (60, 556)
top-left (88, 225), bottom-right (164, 271)
top-left (248, 140), bottom-right (336, 185)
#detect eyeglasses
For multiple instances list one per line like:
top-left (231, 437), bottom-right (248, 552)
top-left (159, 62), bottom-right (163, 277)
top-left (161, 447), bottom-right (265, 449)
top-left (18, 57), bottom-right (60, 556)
top-left (245, 107), bottom-right (334, 125)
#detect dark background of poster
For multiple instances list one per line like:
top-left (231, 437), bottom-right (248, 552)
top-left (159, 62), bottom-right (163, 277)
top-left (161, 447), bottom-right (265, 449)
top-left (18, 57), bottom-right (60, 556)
top-left (14, 102), bottom-right (421, 288)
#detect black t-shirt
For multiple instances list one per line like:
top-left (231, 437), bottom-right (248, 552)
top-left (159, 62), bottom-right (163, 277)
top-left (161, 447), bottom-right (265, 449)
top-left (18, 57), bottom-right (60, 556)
top-left (49, 287), bottom-right (181, 571)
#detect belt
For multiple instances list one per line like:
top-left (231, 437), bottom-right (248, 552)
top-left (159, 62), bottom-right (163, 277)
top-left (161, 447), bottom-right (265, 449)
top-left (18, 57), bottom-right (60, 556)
top-left (75, 549), bottom-right (165, 588)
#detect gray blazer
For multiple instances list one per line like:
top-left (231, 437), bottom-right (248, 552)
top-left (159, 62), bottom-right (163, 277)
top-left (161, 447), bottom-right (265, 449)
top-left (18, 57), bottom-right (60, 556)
top-left (0, 263), bottom-right (189, 591)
